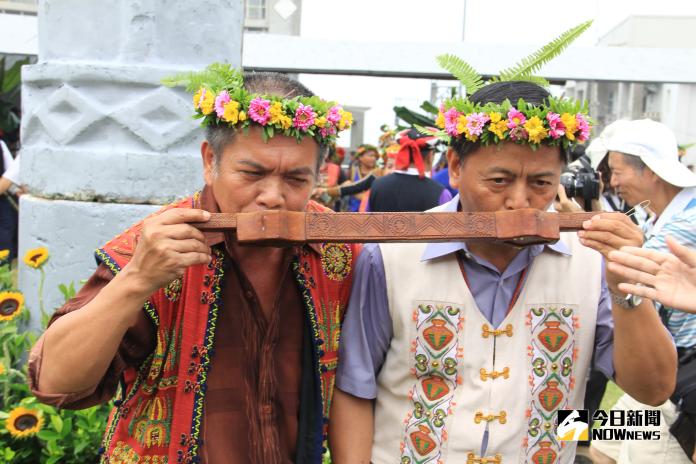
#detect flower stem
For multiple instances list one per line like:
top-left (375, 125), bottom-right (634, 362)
top-left (38, 267), bottom-right (46, 319)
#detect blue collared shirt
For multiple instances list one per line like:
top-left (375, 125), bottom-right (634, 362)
top-left (336, 195), bottom-right (614, 399)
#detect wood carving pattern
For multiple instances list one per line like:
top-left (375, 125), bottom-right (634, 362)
top-left (305, 213), bottom-right (496, 241)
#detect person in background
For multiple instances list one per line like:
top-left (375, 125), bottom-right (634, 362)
top-left (590, 119), bottom-right (696, 464)
top-left (345, 144), bottom-right (378, 212)
top-left (366, 128), bottom-right (452, 212)
top-left (0, 137), bottom-right (22, 261)
top-left (609, 237), bottom-right (696, 314)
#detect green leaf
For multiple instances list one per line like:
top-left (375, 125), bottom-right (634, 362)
top-left (420, 101), bottom-right (439, 115)
top-left (498, 20), bottom-right (593, 85)
top-left (50, 414), bottom-right (63, 433)
top-left (393, 106), bottom-right (436, 127)
top-left (161, 62), bottom-right (243, 93)
top-left (37, 429), bottom-right (60, 441)
top-left (60, 417), bottom-right (72, 438)
top-left (436, 54), bottom-right (483, 95)
top-left (1, 58), bottom-right (30, 94)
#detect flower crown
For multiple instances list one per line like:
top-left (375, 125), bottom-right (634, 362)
top-left (429, 20), bottom-right (593, 149)
top-left (435, 97), bottom-right (590, 148)
top-left (163, 63), bottom-right (353, 145)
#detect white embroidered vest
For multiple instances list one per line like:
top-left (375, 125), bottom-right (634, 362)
top-left (372, 233), bottom-right (602, 464)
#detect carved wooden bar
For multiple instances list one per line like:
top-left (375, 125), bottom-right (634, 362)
top-left (194, 210), bottom-right (598, 246)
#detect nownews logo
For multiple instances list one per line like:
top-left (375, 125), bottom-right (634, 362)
top-left (557, 409), bottom-right (661, 441)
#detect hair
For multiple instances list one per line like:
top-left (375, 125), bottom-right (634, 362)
top-left (450, 81), bottom-right (568, 164)
top-left (620, 152), bottom-right (647, 171)
top-left (205, 72), bottom-right (326, 175)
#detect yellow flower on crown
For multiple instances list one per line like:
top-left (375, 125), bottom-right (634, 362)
top-left (0, 249), bottom-right (8, 261)
top-left (524, 116), bottom-right (548, 144)
top-left (193, 88), bottom-right (204, 110)
top-left (239, 110), bottom-right (247, 121)
top-left (277, 114), bottom-right (292, 130)
top-left (222, 100), bottom-right (240, 124)
top-left (268, 101), bottom-right (285, 125)
top-left (560, 113), bottom-right (577, 141)
top-left (315, 116), bottom-right (327, 128)
top-left (489, 112), bottom-right (502, 123)
top-left (0, 362), bottom-right (5, 375)
top-left (456, 114), bottom-right (467, 135)
top-left (435, 112), bottom-right (446, 129)
top-left (489, 119), bottom-right (508, 139)
top-left (338, 109), bottom-right (353, 130)
top-left (199, 89), bottom-right (216, 116)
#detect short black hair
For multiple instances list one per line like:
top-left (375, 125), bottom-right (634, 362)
top-left (450, 81), bottom-right (567, 164)
top-left (205, 72), bottom-right (326, 174)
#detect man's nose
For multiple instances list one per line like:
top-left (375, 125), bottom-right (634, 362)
top-left (504, 184), bottom-right (531, 210)
top-left (256, 178), bottom-right (285, 210)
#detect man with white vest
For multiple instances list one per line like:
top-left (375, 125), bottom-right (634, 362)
top-left (329, 82), bottom-right (677, 464)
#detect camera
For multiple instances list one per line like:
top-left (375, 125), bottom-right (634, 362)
top-left (560, 154), bottom-right (601, 211)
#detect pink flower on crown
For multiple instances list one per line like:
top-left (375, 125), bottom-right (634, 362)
top-left (506, 108), bottom-right (527, 129)
top-left (327, 106), bottom-right (342, 125)
top-left (293, 104), bottom-right (317, 131)
top-left (320, 125), bottom-right (337, 138)
top-left (444, 108), bottom-right (461, 137)
top-left (509, 125), bottom-right (528, 141)
top-left (466, 112), bottom-right (490, 137)
top-left (576, 114), bottom-right (591, 142)
top-left (248, 97), bottom-right (272, 125)
top-left (546, 112), bottom-right (565, 139)
top-left (214, 90), bottom-right (231, 118)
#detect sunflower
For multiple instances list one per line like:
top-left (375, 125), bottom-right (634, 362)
top-left (5, 407), bottom-right (44, 438)
top-left (0, 249), bottom-right (9, 261)
top-left (0, 291), bottom-right (23, 322)
top-left (23, 247), bottom-right (49, 269)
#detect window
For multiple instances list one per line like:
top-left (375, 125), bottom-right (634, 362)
top-left (245, 0), bottom-right (266, 20)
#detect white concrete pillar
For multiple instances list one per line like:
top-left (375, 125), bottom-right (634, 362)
top-left (19, 0), bottom-right (244, 328)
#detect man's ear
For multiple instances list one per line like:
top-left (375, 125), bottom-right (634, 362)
top-left (201, 141), bottom-right (215, 186)
top-left (446, 148), bottom-right (461, 190)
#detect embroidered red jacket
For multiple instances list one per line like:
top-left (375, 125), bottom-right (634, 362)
top-left (96, 194), bottom-right (358, 464)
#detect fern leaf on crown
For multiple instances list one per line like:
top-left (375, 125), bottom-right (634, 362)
top-left (497, 20), bottom-right (592, 84)
top-left (436, 54), bottom-right (484, 95)
top-left (161, 63), bottom-right (244, 93)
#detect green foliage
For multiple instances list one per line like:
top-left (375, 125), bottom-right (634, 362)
top-left (436, 54), bottom-right (483, 95)
top-left (161, 62), bottom-right (243, 93)
top-left (420, 101), bottom-right (439, 116)
top-left (393, 106), bottom-right (435, 128)
top-left (497, 20), bottom-right (593, 85)
top-left (0, 57), bottom-right (30, 134)
top-left (0, 261), bottom-right (111, 463)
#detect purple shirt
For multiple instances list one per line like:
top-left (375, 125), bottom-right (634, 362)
top-left (336, 196), bottom-right (615, 399)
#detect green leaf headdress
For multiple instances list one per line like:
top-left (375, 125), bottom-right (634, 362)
top-left (430, 20), bottom-right (593, 150)
top-left (163, 64), bottom-right (353, 144)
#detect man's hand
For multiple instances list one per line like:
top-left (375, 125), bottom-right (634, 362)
top-left (608, 236), bottom-right (696, 312)
top-left (554, 184), bottom-right (583, 213)
top-left (578, 212), bottom-right (644, 292)
top-left (124, 208), bottom-right (212, 296)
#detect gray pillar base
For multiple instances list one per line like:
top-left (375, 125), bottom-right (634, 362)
top-left (18, 195), bottom-right (160, 330)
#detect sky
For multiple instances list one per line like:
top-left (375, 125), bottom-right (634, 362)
top-left (295, 0), bottom-right (696, 147)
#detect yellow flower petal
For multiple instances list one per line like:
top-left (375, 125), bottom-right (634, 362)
top-left (0, 249), bottom-right (9, 261)
top-left (0, 291), bottom-right (24, 322)
top-left (23, 247), bottom-right (49, 269)
top-left (6, 407), bottom-right (44, 439)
